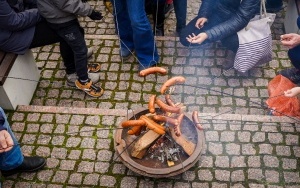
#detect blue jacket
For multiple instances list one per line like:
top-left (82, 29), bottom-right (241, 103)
top-left (0, 108), bottom-right (6, 131)
top-left (0, 0), bottom-right (41, 54)
top-left (198, 0), bottom-right (260, 42)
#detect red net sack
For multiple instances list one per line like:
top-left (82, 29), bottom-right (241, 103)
top-left (266, 75), bottom-right (300, 117)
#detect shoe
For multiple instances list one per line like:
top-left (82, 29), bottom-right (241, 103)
top-left (164, 3), bottom-right (174, 18)
top-left (279, 68), bottom-right (300, 84)
top-left (66, 72), bottom-right (100, 87)
top-left (223, 50), bottom-right (236, 70)
top-left (1, 156), bottom-right (46, 177)
top-left (87, 62), bottom-right (101, 73)
top-left (75, 79), bottom-right (104, 97)
top-left (120, 48), bottom-right (133, 59)
top-left (87, 47), bottom-right (93, 59)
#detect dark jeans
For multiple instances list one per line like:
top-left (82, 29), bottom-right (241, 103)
top-left (47, 20), bottom-right (89, 80)
top-left (30, 20), bottom-right (80, 76)
top-left (145, 0), bottom-right (166, 30)
top-left (288, 16), bottom-right (300, 69)
top-left (179, 15), bottom-right (239, 53)
top-left (266, 0), bottom-right (283, 9)
top-left (173, 0), bottom-right (187, 33)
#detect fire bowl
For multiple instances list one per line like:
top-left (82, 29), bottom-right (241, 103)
top-left (114, 108), bottom-right (205, 178)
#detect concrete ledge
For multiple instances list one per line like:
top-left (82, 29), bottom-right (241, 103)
top-left (0, 50), bottom-right (40, 110)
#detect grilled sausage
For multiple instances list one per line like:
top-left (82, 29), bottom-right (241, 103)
top-left (139, 67), bottom-right (167, 77)
top-left (160, 76), bottom-right (186, 94)
top-left (148, 94), bottom-right (156, 114)
top-left (192, 111), bottom-right (204, 130)
top-left (121, 119), bottom-right (146, 128)
top-left (156, 97), bottom-right (181, 114)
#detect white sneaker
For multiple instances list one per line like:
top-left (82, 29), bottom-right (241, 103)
top-left (87, 47), bottom-right (93, 59)
top-left (66, 72), bottom-right (100, 87)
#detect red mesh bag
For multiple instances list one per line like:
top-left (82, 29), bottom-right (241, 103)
top-left (266, 75), bottom-right (300, 117)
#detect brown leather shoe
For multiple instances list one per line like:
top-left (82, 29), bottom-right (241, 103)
top-left (1, 156), bottom-right (46, 177)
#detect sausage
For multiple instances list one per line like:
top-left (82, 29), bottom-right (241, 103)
top-left (128, 125), bottom-right (143, 136)
top-left (139, 115), bottom-right (166, 135)
top-left (160, 76), bottom-right (186, 94)
top-left (165, 94), bottom-right (176, 107)
top-left (148, 95), bottom-right (156, 114)
top-left (174, 113), bottom-right (184, 136)
top-left (192, 111), bottom-right (204, 130)
top-left (121, 119), bottom-right (146, 128)
top-left (155, 97), bottom-right (181, 114)
top-left (139, 67), bottom-right (167, 77)
top-left (153, 115), bottom-right (178, 126)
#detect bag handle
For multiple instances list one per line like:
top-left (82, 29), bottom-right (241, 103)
top-left (260, 0), bottom-right (267, 18)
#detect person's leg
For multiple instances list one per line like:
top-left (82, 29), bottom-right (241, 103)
top-left (111, 0), bottom-right (134, 53)
top-left (220, 34), bottom-right (239, 53)
top-left (0, 108), bottom-right (23, 171)
top-left (265, 0), bottom-right (283, 13)
top-left (152, 0), bottom-right (166, 36)
top-left (126, 0), bottom-right (159, 69)
top-left (30, 21), bottom-right (76, 75)
top-left (51, 20), bottom-right (89, 81)
top-left (173, 0), bottom-right (187, 34)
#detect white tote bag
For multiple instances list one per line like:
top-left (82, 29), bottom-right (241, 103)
top-left (234, 0), bottom-right (276, 73)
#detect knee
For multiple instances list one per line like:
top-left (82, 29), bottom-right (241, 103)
top-left (288, 47), bottom-right (300, 65)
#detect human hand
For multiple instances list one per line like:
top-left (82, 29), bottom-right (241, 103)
top-left (186, 32), bottom-right (208, 44)
top-left (89, 10), bottom-right (103, 20)
top-left (280, 33), bottom-right (300, 49)
top-left (284, 87), bottom-right (300, 97)
top-left (0, 130), bottom-right (13, 153)
top-left (195, 17), bottom-right (208, 29)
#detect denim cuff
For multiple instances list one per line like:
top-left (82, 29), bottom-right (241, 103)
top-left (0, 126), bottom-right (7, 131)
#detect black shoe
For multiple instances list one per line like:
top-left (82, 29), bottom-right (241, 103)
top-left (1, 156), bottom-right (46, 177)
top-left (279, 68), bottom-right (300, 84)
top-left (223, 50), bottom-right (236, 70)
top-left (154, 24), bottom-right (164, 36)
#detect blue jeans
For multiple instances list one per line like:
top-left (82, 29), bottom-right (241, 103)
top-left (111, 0), bottom-right (159, 68)
top-left (288, 16), bottom-right (300, 69)
top-left (0, 108), bottom-right (23, 170)
top-left (179, 15), bottom-right (239, 53)
top-left (173, 0), bottom-right (187, 33)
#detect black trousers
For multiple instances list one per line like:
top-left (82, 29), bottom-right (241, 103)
top-left (29, 20), bottom-right (82, 77)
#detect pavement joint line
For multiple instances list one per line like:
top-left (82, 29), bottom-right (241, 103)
top-left (16, 105), bottom-right (298, 123)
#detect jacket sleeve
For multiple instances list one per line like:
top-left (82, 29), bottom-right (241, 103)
top-left (0, 109), bottom-right (7, 131)
top-left (197, 0), bottom-right (213, 18)
top-left (52, 0), bottom-right (93, 17)
top-left (205, 0), bottom-right (260, 42)
top-left (0, 0), bottom-right (41, 31)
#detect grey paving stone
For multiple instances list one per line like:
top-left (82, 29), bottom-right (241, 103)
top-left (198, 169), bottom-right (213, 181)
top-left (276, 146), bottom-right (291, 156)
top-left (77, 161), bottom-right (94, 173)
top-left (231, 170), bottom-right (245, 182)
top-left (263, 155), bottom-right (279, 168)
top-left (83, 174), bottom-right (100, 185)
top-left (68, 173), bottom-right (82, 185)
top-left (100, 175), bottom-right (116, 187)
top-left (52, 171), bottom-right (69, 183)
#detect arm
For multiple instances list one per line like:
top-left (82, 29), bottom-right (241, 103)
top-left (52, 0), bottom-right (93, 17)
top-left (205, 0), bottom-right (259, 42)
top-left (0, 113), bottom-right (13, 153)
top-left (197, 0), bottom-right (213, 19)
top-left (0, 0), bottom-right (41, 31)
top-left (284, 87), bottom-right (300, 97)
top-left (281, 34), bottom-right (300, 49)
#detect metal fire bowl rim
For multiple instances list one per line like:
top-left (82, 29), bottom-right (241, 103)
top-left (114, 108), bottom-right (206, 178)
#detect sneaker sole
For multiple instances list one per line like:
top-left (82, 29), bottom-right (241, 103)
top-left (75, 81), bottom-right (104, 98)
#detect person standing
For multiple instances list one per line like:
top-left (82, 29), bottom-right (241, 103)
top-left (0, 107), bottom-right (45, 177)
top-left (111, 0), bottom-right (159, 72)
top-left (37, 0), bottom-right (104, 97)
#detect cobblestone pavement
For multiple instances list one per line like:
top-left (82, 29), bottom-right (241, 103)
top-left (2, 0), bottom-right (300, 187)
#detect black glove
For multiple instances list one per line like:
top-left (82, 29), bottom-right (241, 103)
top-left (89, 10), bottom-right (103, 20)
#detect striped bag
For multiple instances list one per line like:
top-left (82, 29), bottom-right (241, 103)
top-left (234, 0), bottom-right (276, 73)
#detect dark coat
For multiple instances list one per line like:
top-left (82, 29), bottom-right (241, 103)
top-left (198, 0), bottom-right (260, 42)
top-left (0, 0), bottom-right (41, 54)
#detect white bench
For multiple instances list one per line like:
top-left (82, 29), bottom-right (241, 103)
top-left (284, 0), bottom-right (300, 34)
top-left (0, 50), bottom-right (40, 110)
